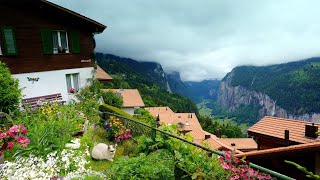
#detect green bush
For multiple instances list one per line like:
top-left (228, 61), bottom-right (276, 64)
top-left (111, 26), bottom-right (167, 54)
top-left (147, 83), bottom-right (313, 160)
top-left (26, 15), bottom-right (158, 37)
top-left (108, 150), bottom-right (175, 180)
top-left (101, 90), bottom-right (123, 108)
top-left (14, 103), bottom-right (84, 157)
top-left (0, 61), bottom-right (21, 113)
top-left (99, 104), bottom-right (132, 119)
top-left (75, 81), bottom-right (101, 123)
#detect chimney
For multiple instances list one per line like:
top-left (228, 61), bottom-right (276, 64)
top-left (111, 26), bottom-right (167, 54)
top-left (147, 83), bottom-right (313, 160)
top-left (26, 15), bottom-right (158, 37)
top-left (205, 134), bottom-right (211, 140)
top-left (216, 128), bottom-right (221, 138)
top-left (305, 123), bottom-right (318, 138)
top-left (284, 129), bottom-right (290, 146)
top-left (166, 107), bottom-right (168, 111)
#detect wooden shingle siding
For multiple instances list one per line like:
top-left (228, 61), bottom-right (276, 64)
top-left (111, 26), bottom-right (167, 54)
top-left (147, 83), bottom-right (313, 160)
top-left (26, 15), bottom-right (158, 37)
top-left (0, 5), bottom-right (95, 74)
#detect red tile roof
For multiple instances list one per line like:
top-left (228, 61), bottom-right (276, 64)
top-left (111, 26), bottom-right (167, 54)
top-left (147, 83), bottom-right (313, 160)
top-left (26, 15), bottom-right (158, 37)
top-left (217, 138), bottom-right (257, 151)
top-left (248, 116), bottom-right (320, 144)
top-left (96, 66), bottom-right (113, 82)
top-left (145, 107), bottom-right (247, 153)
top-left (235, 142), bottom-right (320, 158)
top-left (102, 89), bottom-right (145, 108)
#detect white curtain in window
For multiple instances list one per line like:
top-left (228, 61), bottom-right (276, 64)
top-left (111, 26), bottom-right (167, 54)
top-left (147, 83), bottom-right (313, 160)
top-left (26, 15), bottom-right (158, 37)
top-left (66, 74), bottom-right (72, 92)
top-left (52, 31), bottom-right (59, 53)
top-left (60, 31), bottom-right (68, 51)
top-left (72, 74), bottom-right (80, 91)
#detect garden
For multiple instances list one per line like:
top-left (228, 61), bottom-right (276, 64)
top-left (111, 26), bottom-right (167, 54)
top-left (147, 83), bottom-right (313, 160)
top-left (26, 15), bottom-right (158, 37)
top-left (0, 62), bottom-right (276, 179)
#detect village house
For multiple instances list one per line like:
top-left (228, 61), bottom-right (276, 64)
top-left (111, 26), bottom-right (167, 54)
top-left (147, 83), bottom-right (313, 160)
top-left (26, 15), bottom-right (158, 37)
top-left (245, 116), bottom-right (320, 179)
top-left (102, 89), bottom-right (145, 115)
top-left (0, 0), bottom-right (109, 102)
top-left (145, 106), bottom-right (257, 153)
top-left (248, 116), bottom-right (320, 150)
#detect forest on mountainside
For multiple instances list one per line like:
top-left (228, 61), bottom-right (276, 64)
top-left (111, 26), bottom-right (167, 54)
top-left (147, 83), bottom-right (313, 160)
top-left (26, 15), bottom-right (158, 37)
top-left (227, 58), bottom-right (320, 115)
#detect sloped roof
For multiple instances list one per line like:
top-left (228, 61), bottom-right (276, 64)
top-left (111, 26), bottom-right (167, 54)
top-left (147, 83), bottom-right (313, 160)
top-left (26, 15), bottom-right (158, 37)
top-left (248, 116), bottom-right (320, 144)
top-left (102, 89), bottom-right (145, 108)
top-left (217, 138), bottom-right (257, 150)
top-left (235, 142), bottom-right (320, 158)
top-left (145, 107), bottom-right (175, 117)
top-left (96, 66), bottom-right (112, 82)
top-left (41, 0), bottom-right (106, 32)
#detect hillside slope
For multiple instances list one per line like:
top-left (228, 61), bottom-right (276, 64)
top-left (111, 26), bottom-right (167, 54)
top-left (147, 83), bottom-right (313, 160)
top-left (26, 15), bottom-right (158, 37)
top-left (218, 58), bottom-right (320, 124)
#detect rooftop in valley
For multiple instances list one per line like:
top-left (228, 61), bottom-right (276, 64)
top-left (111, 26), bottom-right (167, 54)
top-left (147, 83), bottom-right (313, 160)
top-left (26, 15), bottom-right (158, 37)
top-left (102, 89), bottom-right (145, 108)
top-left (248, 116), bottom-right (320, 144)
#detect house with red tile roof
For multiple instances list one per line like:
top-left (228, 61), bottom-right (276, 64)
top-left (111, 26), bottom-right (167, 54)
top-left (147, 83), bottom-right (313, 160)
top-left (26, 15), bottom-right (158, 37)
top-left (145, 106), bottom-right (257, 153)
top-left (102, 89), bottom-right (145, 115)
top-left (95, 66), bottom-right (113, 82)
top-left (248, 116), bottom-right (320, 150)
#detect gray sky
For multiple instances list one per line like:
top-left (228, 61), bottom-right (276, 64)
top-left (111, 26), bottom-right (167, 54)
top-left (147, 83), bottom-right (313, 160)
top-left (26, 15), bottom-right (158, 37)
top-left (51, 0), bottom-right (320, 81)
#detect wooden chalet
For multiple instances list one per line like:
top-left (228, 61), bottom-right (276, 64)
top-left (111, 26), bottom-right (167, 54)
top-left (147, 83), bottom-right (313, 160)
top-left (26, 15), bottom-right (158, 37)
top-left (0, 0), bottom-right (107, 101)
top-left (248, 116), bottom-right (320, 150)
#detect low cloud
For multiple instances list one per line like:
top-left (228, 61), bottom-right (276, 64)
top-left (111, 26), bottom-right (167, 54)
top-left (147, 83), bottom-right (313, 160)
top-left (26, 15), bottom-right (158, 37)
top-left (51, 0), bottom-right (320, 81)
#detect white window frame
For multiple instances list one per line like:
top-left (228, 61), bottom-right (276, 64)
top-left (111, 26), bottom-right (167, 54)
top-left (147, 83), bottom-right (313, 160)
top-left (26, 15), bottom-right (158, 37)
top-left (66, 73), bottom-right (80, 93)
top-left (53, 30), bottom-right (69, 54)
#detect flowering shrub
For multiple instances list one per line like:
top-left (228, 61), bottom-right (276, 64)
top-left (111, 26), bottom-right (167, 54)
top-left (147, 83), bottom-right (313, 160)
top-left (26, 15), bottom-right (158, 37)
top-left (0, 124), bottom-right (30, 156)
top-left (104, 116), bottom-right (131, 142)
top-left (219, 151), bottom-right (274, 180)
top-left (0, 140), bottom-right (105, 179)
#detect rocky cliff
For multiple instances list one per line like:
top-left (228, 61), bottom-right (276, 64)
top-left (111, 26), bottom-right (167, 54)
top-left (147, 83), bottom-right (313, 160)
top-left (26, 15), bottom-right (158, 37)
top-left (218, 71), bottom-right (320, 122)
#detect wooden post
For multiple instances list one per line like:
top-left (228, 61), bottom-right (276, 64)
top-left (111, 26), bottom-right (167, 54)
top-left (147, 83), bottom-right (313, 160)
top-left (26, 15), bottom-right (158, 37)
top-left (315, 152), bottom-right (320, 175)
top-left (284, 129), bottom-right (290, 146)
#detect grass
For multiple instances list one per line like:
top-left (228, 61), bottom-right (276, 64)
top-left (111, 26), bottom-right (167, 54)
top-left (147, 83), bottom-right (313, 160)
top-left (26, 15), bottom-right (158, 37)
top-left (196, 100), bottom-right (213, 117)
top-left (80, 125), bottom-right (138, 173)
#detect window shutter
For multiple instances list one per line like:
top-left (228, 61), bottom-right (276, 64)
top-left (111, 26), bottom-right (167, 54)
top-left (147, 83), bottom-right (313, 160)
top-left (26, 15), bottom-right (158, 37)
top-left (70, 31), bottom-right (80, 54)
top-left (41, 29), bottom-right (53, 54)
top-left (1, 27), bottom-right (18, 55)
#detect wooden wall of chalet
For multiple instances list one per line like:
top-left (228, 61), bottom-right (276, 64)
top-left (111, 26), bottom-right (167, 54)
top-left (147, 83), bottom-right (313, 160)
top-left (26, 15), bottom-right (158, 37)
top-left (246, 151), bottom-right (316, 180)
top-left (0, 5), bottom-right (95, 74)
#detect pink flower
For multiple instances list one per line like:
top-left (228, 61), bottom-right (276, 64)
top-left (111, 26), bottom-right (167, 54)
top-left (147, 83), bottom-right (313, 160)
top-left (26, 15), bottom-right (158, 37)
top-left (7, 142), bottom-right (15, 150)
top-left (19, 124), bottom-right (28, 134)
top-left (16, 136), bottom-right (30, 148)
top-left (224, 151), bottom-right (232, 161)
top-left (222, 162), bottom-right (231, 170)
top-left (0, 133), bottom-right (6, 139)
top-left (265, 174), bottom-right (271, 179)
top-left (126, 129), bottom-right (131, 133)
top-left (10, 125), bottom-right (19, 133)
top-left (69, 88), bottom-right (75, 93)
top-left (6, 131), bottom-right (15, 138)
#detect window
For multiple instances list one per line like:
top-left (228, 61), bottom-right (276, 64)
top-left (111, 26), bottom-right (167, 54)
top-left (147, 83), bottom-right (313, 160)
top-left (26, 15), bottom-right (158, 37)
top-left (0, 44), bottom-right (2, 55)
top-left (41, 30), bottom-right (80, 55)
top-left (52, 31), bottom-right (69, 54)
top-left (66, 73), bottom-right (80, 93)
top-left (1, 27), bottom-right (18, 56)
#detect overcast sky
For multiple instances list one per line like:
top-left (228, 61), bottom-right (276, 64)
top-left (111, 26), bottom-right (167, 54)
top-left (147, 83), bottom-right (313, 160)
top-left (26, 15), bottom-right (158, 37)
top-left (51, 0), bottom-right (320, 81)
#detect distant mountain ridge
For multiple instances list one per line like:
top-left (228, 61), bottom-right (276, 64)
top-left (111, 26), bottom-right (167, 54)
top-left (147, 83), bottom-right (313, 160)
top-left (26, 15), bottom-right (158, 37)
top-left (96, 53), bottom-right (219, 104)
top-left (167, 72), bottom-right (220, 103)
top-left (218, 58), bottom-right (320, 123)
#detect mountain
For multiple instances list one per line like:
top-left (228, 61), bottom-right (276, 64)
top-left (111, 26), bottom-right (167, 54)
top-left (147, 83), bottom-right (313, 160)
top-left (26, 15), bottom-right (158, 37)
top-left (96, 53), bottom-right (170, 90)
top-left (167, 71), bottom-right (220, 103)
top-left (96, 53), bottom-right (198, 114)
top-left (217, 58), bottom-right (320, 124)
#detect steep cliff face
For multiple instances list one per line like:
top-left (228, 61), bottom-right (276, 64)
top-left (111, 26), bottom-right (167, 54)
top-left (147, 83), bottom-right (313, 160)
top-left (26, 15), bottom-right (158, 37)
top-left (218, 71), bottom-right (320, 122)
